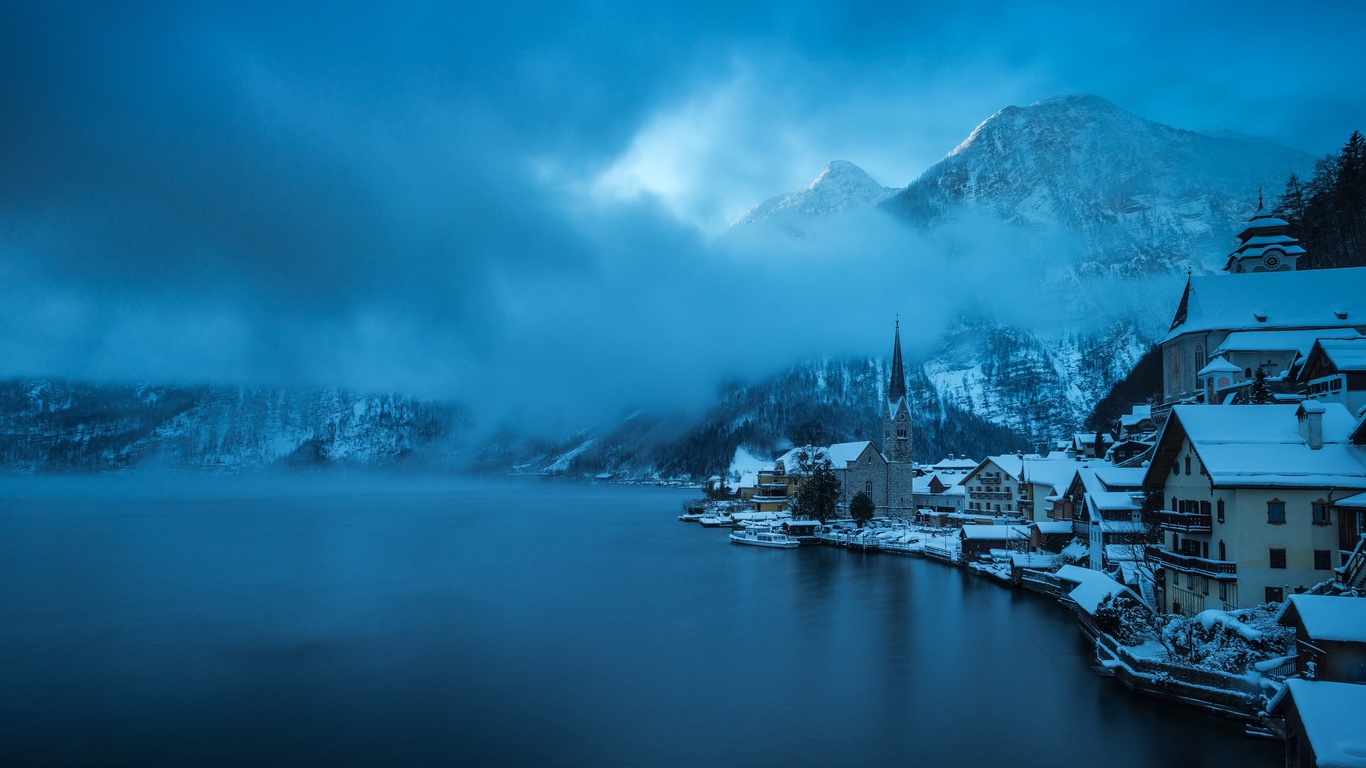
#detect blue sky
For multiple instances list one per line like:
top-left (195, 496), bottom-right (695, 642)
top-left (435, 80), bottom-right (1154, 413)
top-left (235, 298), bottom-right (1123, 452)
top-left (2, 0), bottom-right (1364, 426)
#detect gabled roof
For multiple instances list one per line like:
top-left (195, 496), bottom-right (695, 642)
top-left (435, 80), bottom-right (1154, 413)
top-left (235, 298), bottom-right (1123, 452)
top-left (1214, 328), bottom-right (1362, 359)
top-left (1163, 267), bottom-right (1366, 343)
top-left (1280, 594), bottom-right (1366, 643)
top-left (1021, 457), bottom-right (1083, 494)
top-left (960, 524), bottom-right (1029, 540)
top-left (1119, 405), bottom-right (1153, 428)
top-left (1093, 465), bottom-right (1148, 491)
top-left (965, 455), bottom-right (1024, 483)
top-left (1307, 337), bottom-right (1366, 374)
top-left (1197, 355), bottom-right (1241, 377)
top-left (1270, 680), bottom-right (1366, 768)
top-left (1145, 404), bottom-right (1366, 490)
top-left (775, 441), bottom-right (879, 472)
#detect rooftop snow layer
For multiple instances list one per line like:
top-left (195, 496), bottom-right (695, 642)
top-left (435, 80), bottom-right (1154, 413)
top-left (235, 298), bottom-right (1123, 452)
top-left (1164, 267), bottom-right (1366, 342)
top-left (1277, 679), bottom-right (1366, 768)
top-left (1164, 404), bottom-right (1366, 489)
top-left (1283, 594), bottom-right (1366, 643)
top-left (1213, 329), bottom-right (1362, 357)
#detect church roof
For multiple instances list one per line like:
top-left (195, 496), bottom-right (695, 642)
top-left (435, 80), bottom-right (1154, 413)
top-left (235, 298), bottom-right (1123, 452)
top-left (888, 319), bottom-right (907, 404)
top-left (1163, 267), bottom-right (1366, 343)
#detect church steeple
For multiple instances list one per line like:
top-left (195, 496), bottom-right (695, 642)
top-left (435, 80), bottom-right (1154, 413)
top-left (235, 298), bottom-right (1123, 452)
top-left (889, 315), bottom-right (906, 404)
top-left (883, 316), bottom-right (913, 464)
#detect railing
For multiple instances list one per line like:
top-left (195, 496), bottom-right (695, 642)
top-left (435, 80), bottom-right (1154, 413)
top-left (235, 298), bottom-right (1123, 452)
top-left (1146, 546), bottom-right (1237, 578)
top-left (1337, 533), bottom-right (1366, 587)
top-left (971, 492), bottom-right (1014, 500)
top-left (1158, 511), bottom-right (1212, 532)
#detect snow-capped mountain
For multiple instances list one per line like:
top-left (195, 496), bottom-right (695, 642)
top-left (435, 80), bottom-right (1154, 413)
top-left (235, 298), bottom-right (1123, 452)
top-left (0, 380), bottom-right (467, 472)
top-left (729, 160), bottom-right (898, 237)
top-left (883, 94), bottom-right (1313, 277)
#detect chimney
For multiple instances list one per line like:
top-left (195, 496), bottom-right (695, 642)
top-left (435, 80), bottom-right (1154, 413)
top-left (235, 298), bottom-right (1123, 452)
top-left (1298, 401), bottom-right (1325, 450)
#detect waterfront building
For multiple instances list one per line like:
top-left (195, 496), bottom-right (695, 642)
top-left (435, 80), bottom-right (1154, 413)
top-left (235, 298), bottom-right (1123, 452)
top-left (1277, 594), bottom-right (1366, 683)
top-left (1268, 679), bottom-right (1366, 768)
top-left (1143, 403), bottom-right (1366, 613)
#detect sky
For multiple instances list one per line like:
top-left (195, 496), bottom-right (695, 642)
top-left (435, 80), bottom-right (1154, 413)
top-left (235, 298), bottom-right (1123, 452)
top-left (2, 0), bottom-right (1365, 430)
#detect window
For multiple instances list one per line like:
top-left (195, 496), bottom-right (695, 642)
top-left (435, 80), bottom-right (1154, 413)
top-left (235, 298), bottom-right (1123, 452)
top-left (1268, 500), bottom-right (1286, 525)
top-left (1187, 573), bottom-right (1194, 590)
top-left (1172, 462), bottom-right (1179, 476)
top-left (1171, 496), bottom-right (1177, 511)
top-left (1270, 548), bottom-right (1287, 569)
top-left (865, 481), bottom-right (873, 494)
top-left (1218, 540), bottom-right (1226, 561)
top-left (1201, 500), bottom-right (1211, 517)
top-left (1199, 460), bottom-right (1206, 476)
top-left (1219, 581), bottom-right (1227, 601)
top-left (1184, 456), bottom-right (1191, 475)
top-left (1216, 499), bottom-right (1225, 524)
top-left (1265, 586), bottom-right (1284, 602)
top-left (1315, 550), bottom-right (1332, 570)
top-left (1202, 577), bottom-right (1209, 596)
top-left (1312, 502), bottom-right (1329, 526)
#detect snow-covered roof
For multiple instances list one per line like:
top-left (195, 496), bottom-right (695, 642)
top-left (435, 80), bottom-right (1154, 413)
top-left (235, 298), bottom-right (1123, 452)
top-left (1198, 355), bottom-right (1241, 377)
top-left (1031, 521), bottom-right (1074, 535)
top-left (1156, 404), bottom-right (1366, 489)
top-left (1056, 565), bottom-right (1140, 616)
top-left (960, 524), bottom-right (1029, 540)
top-left (1093, 465), bottom-right (1147, 490)
top-left (1164, 267), bottom-right (1366, 343)
top-left (976, 455), bottom-right (1024, 481)
top-left (1021, 457), bottom-right (1083, 493)
top-left (1085, 492), bottom-right (1140, 524)
top-left (1103, 544), bottom-right (1144, 562)
top-left (1282, 595), bottom-right (1366, 643)
top-left (1213, 329), bottom-right (1362, 358)
top-left (1060, 541), bottom-right (1088, 561)
top-left (931, 458), bottom-right (980, 470)
top-left (1315, 338), bottom-right (1366, 373)
top-left (825, 441), bottom-right (873, 469)
top-left (1274, 679), bottom-right (1366, 768)
top-left (1119, 405), bottom-right (1153, 428)
top-left (1337, 491), bottom-right (1366, 509)
top-left (774, 442), bottom-right (875, 472)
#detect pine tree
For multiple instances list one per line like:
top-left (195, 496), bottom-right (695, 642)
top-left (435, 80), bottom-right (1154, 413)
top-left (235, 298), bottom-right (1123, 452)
top-left (1249, 363), bottom-right (1271, 405)
top-left (850, 491), bottom-right (875, 527)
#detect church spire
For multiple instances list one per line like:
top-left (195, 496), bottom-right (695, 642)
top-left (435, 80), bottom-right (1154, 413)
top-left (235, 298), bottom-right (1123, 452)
top-left (889, 315), bottom-right (906, 404)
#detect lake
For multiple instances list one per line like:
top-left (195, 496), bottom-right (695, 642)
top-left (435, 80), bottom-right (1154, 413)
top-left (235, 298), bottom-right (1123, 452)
top-left (0, 477), bottom-right (1279, 767)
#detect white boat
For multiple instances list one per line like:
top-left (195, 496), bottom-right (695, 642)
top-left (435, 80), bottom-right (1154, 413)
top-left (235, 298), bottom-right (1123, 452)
top-left (698, 514), bottom-right (734, 528)
top-left (728, 528), bottom-right (799, 549)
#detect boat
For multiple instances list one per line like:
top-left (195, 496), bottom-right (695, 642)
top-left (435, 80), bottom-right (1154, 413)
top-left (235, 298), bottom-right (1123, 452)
top-left (728, 528), bottom-right (800, 549)
top-left (698, 513), bottom-right (734, 527)
top-left (678, 504), bottom-right (706, 522)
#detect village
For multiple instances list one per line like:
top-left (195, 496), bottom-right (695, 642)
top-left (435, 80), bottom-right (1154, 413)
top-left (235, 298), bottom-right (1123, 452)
top-left (681, 203), bottom-right (1366, 768)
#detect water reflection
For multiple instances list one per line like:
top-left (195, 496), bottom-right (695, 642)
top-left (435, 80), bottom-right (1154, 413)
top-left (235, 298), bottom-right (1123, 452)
top-left (0, 479), bottom-right (1278, 767)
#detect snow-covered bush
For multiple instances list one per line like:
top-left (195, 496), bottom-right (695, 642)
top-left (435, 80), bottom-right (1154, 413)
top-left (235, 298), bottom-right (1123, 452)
top-left (1160, 604), bottom-right (1292, 673)
top-left (1093, 593), bottom-right (1153, 645)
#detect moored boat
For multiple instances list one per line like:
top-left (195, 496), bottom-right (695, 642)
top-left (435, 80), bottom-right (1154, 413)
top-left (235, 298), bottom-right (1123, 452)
top-left (728, 528), bottom-right (799, 548)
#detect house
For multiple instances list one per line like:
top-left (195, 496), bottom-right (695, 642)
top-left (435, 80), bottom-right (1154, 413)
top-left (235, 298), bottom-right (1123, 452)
top-left (911, 471), bottom-right (968, 516)
top-left (1019, 456), bottom-right (1083, 523)
top-left (961, 455), bottom-right (1026, 517)
top-left (1070, 432), bottom-right (1114, 460)
top-left (1298, 337), bottom-right (1366, 417)
top-left (959, 524), bottom-right (1030, 561)
top-left (1160, 261), bottom-right (1366, 405)
top-left (1118, 405), bottom-right (1157, 439)
top-left (1085, 491), bottom-right (1146, 578)
top-left (1028, 520), bottom-right (1074, 553)
top-left (1277, 594), bottom-right (1366, 683)
top-left (1268, 679), bottom-right (1366, 768)
top-left (1106, 439), bottom-right (1154, 466)
top-left (1143, 403), bottom-right (1366, 613)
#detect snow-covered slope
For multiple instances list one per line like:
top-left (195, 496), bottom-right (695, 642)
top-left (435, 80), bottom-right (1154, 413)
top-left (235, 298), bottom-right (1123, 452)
top-left (0, 380), bottom-right (467, 471)
top-left (883, 94), bottom-right (1313, 277)
top-left (730, 160), bottom-right (898, 237)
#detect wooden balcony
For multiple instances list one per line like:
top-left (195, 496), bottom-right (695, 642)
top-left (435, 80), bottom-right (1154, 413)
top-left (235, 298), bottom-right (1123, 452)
top-left (1159, 511), bottom-right (1212, 533)
top-left (1147, 546), bottom-right (1237, 579)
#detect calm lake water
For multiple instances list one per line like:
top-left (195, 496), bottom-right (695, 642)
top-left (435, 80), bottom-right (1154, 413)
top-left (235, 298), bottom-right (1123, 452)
top-left (0, 478), bottom-right (1278, 767)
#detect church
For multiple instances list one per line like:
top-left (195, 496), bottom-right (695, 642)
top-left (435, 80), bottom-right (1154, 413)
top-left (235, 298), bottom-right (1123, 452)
top-left (1160, 200), bottom-right (1366, 406)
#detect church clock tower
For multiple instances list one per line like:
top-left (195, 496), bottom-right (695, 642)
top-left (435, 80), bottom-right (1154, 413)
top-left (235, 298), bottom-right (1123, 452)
top-left (883, 317), bottom-right (914, 464)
